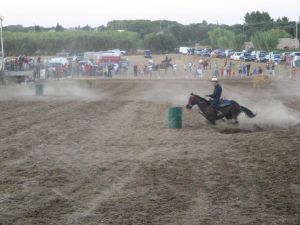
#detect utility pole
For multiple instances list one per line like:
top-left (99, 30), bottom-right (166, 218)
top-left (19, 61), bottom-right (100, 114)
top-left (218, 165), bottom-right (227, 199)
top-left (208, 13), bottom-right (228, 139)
top-left (296, 16), bottom-right (299, 39)
top-left (0, 16), bottom-right (4, 72)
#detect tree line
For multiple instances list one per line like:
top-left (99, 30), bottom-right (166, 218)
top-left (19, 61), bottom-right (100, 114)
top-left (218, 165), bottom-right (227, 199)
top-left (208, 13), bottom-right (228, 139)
top-left (3, 11), bottom-right (299, 56)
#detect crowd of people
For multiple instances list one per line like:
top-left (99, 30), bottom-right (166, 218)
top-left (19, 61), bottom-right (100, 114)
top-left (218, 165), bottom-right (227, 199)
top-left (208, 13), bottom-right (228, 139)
top-left (3, 54), bottom-right (299, 81)
top-left (5, 55), bottom-right (41, 71)
top-left (3, 54), bottom-right (128, 81)
top-left (46, 61), bottom-right (122, 79)
top-left (182, 58), bottom-right (297, 79)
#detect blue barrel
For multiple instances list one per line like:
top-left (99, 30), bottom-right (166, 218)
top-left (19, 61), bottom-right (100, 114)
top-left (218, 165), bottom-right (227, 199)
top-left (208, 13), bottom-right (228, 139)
top-left (168, 107), bottom-right (182, 129)
top-left (35, 84), bottom-right (44, 96)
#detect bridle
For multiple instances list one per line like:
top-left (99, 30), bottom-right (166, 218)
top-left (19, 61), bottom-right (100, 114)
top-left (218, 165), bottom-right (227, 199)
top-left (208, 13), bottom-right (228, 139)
top-left (187, 94), bottom-right (210, 109)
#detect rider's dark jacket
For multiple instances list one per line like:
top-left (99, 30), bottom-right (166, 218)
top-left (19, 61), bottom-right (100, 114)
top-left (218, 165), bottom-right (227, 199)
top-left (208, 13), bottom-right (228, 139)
top-left (208, 83), bottom-right (222, 109)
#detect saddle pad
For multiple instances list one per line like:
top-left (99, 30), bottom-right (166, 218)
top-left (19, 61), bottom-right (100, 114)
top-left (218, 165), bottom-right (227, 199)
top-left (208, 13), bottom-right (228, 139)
top-left (220, 99), bottom-right (232, 107)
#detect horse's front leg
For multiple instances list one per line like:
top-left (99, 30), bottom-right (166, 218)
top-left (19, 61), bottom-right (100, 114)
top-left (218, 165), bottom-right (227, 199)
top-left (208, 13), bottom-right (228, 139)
top-left (206, 120), bottom-right (216, 126)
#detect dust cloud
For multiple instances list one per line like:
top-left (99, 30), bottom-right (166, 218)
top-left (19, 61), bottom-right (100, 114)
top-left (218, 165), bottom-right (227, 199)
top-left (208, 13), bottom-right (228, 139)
top-left (133, 81), bottom-right (210, 106)
top-left (0, 80), bottom-right (102, 101)
top-left (223, 80), bottom-right (300, 129)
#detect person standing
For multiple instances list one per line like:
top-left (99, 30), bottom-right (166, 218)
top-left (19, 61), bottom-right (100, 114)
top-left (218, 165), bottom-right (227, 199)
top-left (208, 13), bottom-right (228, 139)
top-left (258, 66), bottom-right (263, 75)
top-left (85, 63), bottom-right (91, 76)
top-left (242, 64), bottom-right (247, 77)
top-left (238, 63), bottom-right (242, 77)
top-left (213, 62), bottom-right (219, 77)
top-left (271, 62), bottom-right (275, 76)
top-left (246, 63), bottom-right (251, 76)
top-left (133, 64), bottom-right (138, 77)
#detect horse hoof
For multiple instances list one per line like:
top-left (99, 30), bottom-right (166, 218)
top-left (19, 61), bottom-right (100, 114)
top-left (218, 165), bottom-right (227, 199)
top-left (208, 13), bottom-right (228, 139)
top-left (206, 121), bottom-right (216, 126)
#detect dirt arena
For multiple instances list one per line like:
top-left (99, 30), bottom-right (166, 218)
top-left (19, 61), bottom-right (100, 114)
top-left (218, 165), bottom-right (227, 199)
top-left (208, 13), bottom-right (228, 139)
top-left (0, 75), bottom-right (300, 224)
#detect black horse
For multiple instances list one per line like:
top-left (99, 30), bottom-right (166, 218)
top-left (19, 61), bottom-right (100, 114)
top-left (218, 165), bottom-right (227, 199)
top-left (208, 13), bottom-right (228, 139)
top-left (186, 93), bottom-right (256, 124)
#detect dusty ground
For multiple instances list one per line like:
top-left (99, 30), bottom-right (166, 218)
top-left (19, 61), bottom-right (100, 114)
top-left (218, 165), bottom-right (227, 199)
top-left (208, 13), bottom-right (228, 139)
top-left (0, 76), bottom-right (300, 225)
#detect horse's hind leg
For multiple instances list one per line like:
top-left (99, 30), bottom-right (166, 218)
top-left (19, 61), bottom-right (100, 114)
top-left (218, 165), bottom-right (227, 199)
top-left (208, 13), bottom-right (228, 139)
top-left (231, 111), bottom-right (239, 124)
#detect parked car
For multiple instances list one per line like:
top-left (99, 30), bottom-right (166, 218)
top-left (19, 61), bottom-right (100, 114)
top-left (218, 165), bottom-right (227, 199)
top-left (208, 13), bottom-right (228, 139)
top-left (179, 47), bottom-right (191, 55)
top-left (211, 49), bottom-right (225, 58)
top-left (250, 51), bottom-right (257, 61)
top-left (291, 52), bottom-right (300, 57)
top-left (225, 49), bottom-right (235, 58)
top-left (240, 52), bottom-right (253, 61)
top-left (270, 53), bottom-right (282, 63)
top-left (256, 52), bottom-right (268, 63)
top-left (194, 48), bottom-right (203, 55)
top-left (231, 52), bottom-right (243, 60)
top-left (144, 50), bottom-right (152, 59)
top-left (269, 51), bottom-right (280, 56)
top-left (200, 49), bottom-right (212, 57)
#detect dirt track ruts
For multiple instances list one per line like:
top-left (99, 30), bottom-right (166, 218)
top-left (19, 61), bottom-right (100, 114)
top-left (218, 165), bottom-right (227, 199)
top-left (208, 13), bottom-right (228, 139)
top-left (0, 79), bottom-right (299, 225)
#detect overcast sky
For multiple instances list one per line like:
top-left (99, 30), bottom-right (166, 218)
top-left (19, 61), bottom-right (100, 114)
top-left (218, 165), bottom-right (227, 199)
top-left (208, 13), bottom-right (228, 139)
top-left (1, 0), bottom-right (300, 27)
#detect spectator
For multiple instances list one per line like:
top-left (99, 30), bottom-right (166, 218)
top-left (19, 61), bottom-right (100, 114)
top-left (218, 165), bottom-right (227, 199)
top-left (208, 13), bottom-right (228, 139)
top-left (258, 66), bottom-right (263, 75)
top-left (196, 63), bottom-right (203, 78)
top-left (246, 63), bottom-right (251, 76)
top-left (271, 63), bottom-right (275, 76)
top-left (108, 64), bottom-right (113, 77)
top-left (253, 68), bottom-right (257, 76)
top-left (290, 66), bottom-right (297, 79)
top-left (220, 66), bottom-right (224, 77)
top-left (133, 64), bottom-right (138, 76)
top-left (242, 64), bottom-right (247, 77)
top-left (238, 63), bottom-right (242, 77)
top-left (188, 62), bottom-right (192, 72)
top-left (85, 63), bottom-right (91, 76)
top-left (213, 62), bottom-right (219, 77)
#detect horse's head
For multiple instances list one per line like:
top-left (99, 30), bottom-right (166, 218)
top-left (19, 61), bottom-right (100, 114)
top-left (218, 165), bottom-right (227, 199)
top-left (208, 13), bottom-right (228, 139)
top-left (186, 93), bottom-right (208, 109)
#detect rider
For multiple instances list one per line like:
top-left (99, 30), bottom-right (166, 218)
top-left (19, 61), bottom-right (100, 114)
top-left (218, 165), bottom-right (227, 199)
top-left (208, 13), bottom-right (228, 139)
top-left (165, 55), bottom-right (169, 62)
top-left (206, 76), bottom-right (223, 117)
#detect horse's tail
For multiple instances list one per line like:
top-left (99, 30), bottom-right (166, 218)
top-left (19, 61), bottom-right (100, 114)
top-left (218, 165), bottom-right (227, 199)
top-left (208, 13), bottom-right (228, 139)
top-left (240, 106), bottom-right (256, 118)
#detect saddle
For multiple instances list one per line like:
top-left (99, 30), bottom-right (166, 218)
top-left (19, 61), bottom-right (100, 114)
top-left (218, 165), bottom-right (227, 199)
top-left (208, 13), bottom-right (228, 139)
top-left (220, 99), bottom-right (233, 107)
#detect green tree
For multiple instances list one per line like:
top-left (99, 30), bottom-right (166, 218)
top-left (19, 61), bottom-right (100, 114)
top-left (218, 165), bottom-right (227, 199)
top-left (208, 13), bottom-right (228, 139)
top-left (276, 17), bottom-right (289, 23)
top-left (208, 27), bottom-right (235, 49)
top-left (251, 29), bottom-right (291, 51)
top-left (244, 11), bottom-right (273, 24)
top-left (143, 32), bottom-right (178, 53)
top-left (55, 23), bottom-right (64, 32)
top-left (235, 34), bottom-right (247, 50)
top-left (82, 24), bottom-right (92, 31)
top-left (3, 31), bottom-right (140, 56)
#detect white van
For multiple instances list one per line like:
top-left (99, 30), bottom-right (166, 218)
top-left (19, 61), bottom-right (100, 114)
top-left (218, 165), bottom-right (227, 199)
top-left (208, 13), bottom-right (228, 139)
top-left (179, 47), bottom-right (191, 55)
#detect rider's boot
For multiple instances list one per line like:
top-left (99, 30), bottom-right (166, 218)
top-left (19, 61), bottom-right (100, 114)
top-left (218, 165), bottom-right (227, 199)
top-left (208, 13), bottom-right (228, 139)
top-left (216, 110), bottom-right (223, 117)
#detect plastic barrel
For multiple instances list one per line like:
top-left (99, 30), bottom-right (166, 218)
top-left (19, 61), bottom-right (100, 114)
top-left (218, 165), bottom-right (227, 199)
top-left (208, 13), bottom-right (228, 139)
top-left (168, 107), bottom-right (182, 129)
top-left (35, 84), bottom-right (44, 96)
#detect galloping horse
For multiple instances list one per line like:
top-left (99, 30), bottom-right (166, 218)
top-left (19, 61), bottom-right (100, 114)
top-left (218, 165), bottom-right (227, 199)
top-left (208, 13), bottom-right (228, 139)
top-left (186, 93), bottom-right (256, 124)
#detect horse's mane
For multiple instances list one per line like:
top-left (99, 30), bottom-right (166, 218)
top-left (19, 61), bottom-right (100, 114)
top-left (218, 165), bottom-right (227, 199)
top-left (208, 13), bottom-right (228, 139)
top-left (192, 94), bottom-right (210, 104)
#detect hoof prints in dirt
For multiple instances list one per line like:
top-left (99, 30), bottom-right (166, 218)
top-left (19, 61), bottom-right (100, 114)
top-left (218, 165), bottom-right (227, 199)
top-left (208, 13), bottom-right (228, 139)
top-left (217, 125), bottom-right (265, 134)
top-left (218, 123), bottom-right (300, 134)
